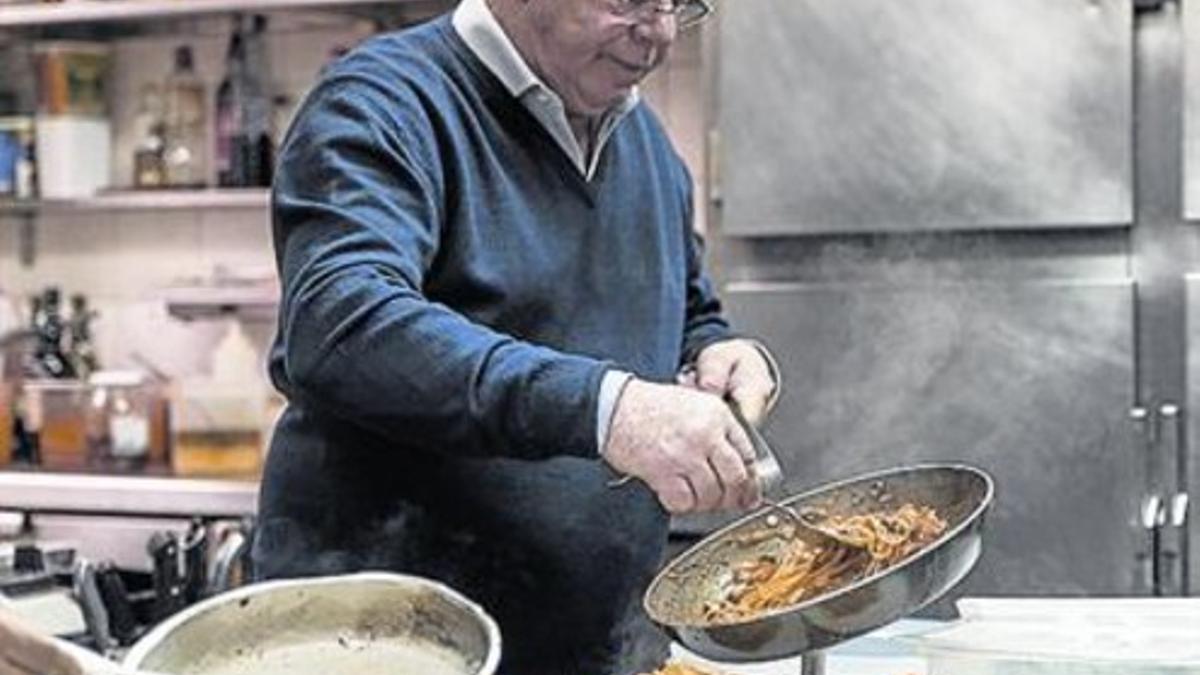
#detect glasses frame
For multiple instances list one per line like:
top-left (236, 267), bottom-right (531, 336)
top-left (611, 0), bottom-right (714, 30)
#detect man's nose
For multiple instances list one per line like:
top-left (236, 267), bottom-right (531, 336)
top-left (632, 11), bottom-right (677, 50)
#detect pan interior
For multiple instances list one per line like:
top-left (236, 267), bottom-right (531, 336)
top-left (130, 580), bottom-right (492, 675)
top-left (645, 466), bottom-right (989, 627)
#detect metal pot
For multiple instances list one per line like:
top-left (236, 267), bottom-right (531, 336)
top-left (124, 572), bottom-right (502, 675)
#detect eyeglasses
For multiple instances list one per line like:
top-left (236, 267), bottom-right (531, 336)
top-left (607, 0), bottom-right (713, 30)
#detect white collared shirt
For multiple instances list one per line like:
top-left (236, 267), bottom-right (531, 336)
top-left (452, 0), bottom-right (640, 180)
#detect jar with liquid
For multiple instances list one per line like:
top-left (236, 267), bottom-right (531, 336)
top-left (87, 370), bottom-right (155, 470)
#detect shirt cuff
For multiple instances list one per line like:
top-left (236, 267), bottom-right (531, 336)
top-left (596, 369), bottom-right (635, 455)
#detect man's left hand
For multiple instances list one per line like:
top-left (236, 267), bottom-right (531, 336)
top-left (683, 340), bottom-right (778, 426)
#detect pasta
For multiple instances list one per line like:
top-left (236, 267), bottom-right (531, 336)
top-left (640, 663), bottom-right (726, 675)
top-left (702, 503), bottom-right (947, 623)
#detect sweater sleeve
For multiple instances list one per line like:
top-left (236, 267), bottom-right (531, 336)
top-left (271, 78), bottom-right (607, 461)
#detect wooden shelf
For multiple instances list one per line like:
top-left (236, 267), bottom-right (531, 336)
top-left (0, 0), bottom-right (406, 28)
top-left (0, 188), bottom-right (269, 214)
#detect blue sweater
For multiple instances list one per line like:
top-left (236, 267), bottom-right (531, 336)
top-left (268, 17), bottom-right (731, 460)
top-left (257, 14), bottom-right (734, 674)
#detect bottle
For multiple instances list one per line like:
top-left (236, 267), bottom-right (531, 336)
top-left (132, 84), bottom-right (167, 189)
top-left (216, 15), bottom-right (274, 188)
top-left (214, 20), bottom-right (244, 187)
top-left (67, 293), bottom-right (99, 379)
top-left (14, 127), bottom-right (34, 200)
top-left (163, 45), bottom-right (208, 188)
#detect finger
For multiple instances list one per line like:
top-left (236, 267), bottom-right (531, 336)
top-left (0, 609), bottom-right (78, 675)
top-left (687, 458), bottom-right (723, 513)
top-left (0, 656), bottom-right (30, 675)
top-left (724, 419), bottom-right (757, 464)
top-left (727, 360), bottom-right (774, 427)
top-left (708, 445), bottom-right (751, 511)
top-left (728, 384), bottom-right (770, 427)
top-left (656, 476), bottom-right (696, 515)
top-left (739, 471), bottom-right (764, 510)
top-left (695, 347), bottom-right (736, 395)
top-left (676, 368), bottom-right (698, 388)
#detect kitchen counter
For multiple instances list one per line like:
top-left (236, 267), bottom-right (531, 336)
top-left (670, 620), bottom-right (935, 675)
top-left (0, 470), bottom-right (258, 519)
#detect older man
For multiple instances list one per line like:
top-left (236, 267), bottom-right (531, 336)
top-left (254, 0), bottom-right (779, 673)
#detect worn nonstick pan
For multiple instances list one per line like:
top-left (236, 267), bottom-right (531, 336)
top-left (644, 464), bottom-right (993, 663)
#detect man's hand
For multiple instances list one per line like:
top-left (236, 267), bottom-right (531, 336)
top-left (0, 608), bottom-right (82, 675)
top-left (683, 340), bottom-right (777, 427)
top-left (602, 380), bottom-right (760, 515)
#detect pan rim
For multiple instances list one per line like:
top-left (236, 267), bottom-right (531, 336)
top-left (124, 571), bottom-right (504, 675)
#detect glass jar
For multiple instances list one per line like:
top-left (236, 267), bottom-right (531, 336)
top-left (87, 370), bottom-right (156, 470)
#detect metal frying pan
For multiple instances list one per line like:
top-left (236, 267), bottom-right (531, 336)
top-left (644, 464), bottom-right (994, 663)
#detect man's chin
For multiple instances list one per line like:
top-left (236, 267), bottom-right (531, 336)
top-left (573, 88), bottom-right (635, 116)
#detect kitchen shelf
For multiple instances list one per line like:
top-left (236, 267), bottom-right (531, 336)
top-left (163, 282), bottom-right (278, 321)
top-left (0, 0), bottom-right (410, 29)
top-left (0, 188), bottom-right (269, 215)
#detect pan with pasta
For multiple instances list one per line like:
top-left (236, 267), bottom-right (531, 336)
top-left (643, 464), bottom-right (993, 663)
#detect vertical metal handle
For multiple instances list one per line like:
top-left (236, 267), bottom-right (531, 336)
top-left (1160, 403), bottom-right (1189, 595)
top-left (1140, 494), bottom-right (1166, 595)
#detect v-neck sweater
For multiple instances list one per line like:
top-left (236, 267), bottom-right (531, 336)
top-left (267, 15), bottom-right (732, 463)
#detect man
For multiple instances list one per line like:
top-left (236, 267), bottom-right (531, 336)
top-left (253, 0), bottom-right (780, 672)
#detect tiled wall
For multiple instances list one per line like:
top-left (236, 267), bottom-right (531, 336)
top-left (0, 17), bottom-right (709, 382)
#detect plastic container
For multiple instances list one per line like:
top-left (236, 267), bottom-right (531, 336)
top-left (35, 115), bottom-right (111, 199)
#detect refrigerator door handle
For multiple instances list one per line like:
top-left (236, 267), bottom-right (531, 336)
top-left (1140, 494), bottom-right (1166, 595)
top-left (1170, 492), bottom-right (1189, 528)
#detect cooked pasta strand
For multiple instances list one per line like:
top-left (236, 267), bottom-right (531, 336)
top-left (702, 503), bottom-right (947, 623)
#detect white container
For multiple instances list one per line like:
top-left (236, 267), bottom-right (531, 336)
top-left (35, 115), bottom-right (111, 199)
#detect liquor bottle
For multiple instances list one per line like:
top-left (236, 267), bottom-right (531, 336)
top-left (217, 15), bottom-right (274, 188)
top-left (132, 84), bottom-right (167, 189)
top-left (67, 293), bottom-right (99, 379)
top-left (214, 18), bottom-right (244, 187)
top-left (163, 45), bottom-right (208, 188)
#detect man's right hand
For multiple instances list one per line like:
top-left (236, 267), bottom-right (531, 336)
top-left (602, 379), bottom-right (761, 515)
